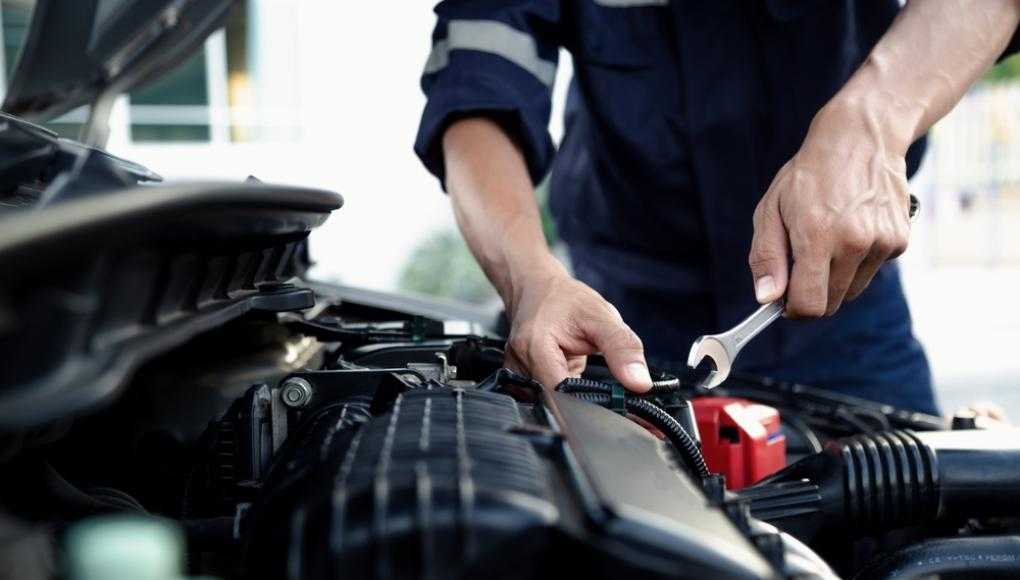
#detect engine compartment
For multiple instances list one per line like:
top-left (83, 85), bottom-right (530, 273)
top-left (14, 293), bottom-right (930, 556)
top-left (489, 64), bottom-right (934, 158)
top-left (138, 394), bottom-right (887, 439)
top-left (2, 291), bottom-right (1019, 580)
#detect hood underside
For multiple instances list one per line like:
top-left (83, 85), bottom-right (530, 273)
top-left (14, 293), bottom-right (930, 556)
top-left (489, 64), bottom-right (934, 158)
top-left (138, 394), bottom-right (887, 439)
top-left (2, 0), bottom-right (237, 122)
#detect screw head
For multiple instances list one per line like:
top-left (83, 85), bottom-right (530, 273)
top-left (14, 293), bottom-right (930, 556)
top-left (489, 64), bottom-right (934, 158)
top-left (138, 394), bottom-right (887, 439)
top-left (280, 378), bottom-right (313, 408)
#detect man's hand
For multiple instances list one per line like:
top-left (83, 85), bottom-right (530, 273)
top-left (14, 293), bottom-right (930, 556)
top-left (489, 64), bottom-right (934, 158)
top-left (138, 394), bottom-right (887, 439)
top-left (503, 258), bottom-right (652, 392)
top-left (748, 102), bottom-right (912, 317)
top-left (749, 0), bottom-right (1020, 317)
top-left (441, 117), bottom-right (651, 392)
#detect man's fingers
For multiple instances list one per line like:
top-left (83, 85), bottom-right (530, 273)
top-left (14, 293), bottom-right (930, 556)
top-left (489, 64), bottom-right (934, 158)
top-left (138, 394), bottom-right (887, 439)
top-left (845, 248), bottom-right (886, 302)
top-left (504, 349), bottom-right (527, 375)
top-left (527, 339), bottom-right (571, 390)
top-left (506, 333), bottom-right (570, 390)
top-left (826, 256), bottom-right (860, 315)
top-left (786, 251), bottom-right (830, 318)
top-left (580, 314), bottom-right (651, 393)
top-left (567, 355), bottom-right (587, 377)
top-left (826, 232), bottom-right (871, 314)
top-left (749, 202), bottom-right (790, 304)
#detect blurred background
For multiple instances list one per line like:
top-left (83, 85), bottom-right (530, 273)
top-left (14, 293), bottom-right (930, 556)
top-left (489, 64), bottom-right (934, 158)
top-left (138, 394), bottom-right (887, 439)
top-left (1, 0), bottom-right (1018, 415)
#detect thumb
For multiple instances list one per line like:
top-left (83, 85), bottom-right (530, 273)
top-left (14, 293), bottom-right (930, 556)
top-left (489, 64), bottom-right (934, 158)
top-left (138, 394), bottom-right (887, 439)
top-left (749, 201), bottom-right (790, 303)
top-left (580, 315), bottom-right (651, 393)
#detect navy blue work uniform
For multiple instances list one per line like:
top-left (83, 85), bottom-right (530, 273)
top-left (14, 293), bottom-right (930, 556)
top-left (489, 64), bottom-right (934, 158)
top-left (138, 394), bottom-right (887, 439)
top-left (415, 1), bottom-right (944, 413)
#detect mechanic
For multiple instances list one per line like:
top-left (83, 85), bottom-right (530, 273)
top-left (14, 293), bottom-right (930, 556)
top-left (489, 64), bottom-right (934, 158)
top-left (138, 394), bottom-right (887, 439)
top-left (414, 1), bottom-right (1020, 415)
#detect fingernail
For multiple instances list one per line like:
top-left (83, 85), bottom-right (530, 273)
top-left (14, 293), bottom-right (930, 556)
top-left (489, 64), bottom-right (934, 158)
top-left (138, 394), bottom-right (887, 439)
top-left (755, 275), bottom-right (776, 302)
top-left (624, 362), bottom-right (652, 390)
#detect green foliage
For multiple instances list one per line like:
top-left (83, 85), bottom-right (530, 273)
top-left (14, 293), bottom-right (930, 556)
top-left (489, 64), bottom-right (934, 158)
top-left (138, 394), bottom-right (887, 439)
top-left (535, 176), bottom-right (559, 245)
top-left (397, 229), bottom-right (498, 305)
top-left (400, 182), bottom-right (557, 305)
top-left (984, 53), bottom-right (1020, 84)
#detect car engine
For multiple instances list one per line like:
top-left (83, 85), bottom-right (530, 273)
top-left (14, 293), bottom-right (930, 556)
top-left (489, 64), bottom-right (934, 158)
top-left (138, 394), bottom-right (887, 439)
top-left (3, 274), bottom-right (1020, 579)
top-left (1, 3), bottom-right (1019, 576)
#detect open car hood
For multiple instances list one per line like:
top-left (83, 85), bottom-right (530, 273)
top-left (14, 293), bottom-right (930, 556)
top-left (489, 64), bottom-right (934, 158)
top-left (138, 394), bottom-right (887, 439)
top-left (2, 0), bottom-right (237, 122)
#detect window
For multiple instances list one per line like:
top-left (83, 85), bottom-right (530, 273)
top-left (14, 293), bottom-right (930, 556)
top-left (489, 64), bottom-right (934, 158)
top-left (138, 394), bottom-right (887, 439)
top-left (129, 50), bottom-right (212, 142)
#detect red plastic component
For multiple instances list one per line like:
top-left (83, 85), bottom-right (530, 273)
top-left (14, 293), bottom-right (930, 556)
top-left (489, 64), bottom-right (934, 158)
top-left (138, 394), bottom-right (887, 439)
top-left (692, 397), bottom-right (786, 490)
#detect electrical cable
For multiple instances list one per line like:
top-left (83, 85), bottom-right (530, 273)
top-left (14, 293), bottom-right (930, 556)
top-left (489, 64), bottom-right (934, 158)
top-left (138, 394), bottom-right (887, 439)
top-left (782, 414), bottom-right (824, 454)
top-left (557, 378), bottom-right (710, 479)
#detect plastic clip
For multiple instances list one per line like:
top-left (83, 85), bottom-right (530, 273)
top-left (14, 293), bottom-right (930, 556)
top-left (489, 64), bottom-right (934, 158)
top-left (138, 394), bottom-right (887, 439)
top-left (610, 383), bottom-right (627, 416)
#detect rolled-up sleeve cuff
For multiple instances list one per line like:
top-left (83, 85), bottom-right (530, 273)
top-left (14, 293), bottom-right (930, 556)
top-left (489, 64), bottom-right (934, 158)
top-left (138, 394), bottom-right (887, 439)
top-left (414, 66), bottom-right (556, 189)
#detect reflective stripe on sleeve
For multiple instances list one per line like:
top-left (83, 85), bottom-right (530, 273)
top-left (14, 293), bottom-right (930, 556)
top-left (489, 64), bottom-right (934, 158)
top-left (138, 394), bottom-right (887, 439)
top-left (423, 20), bottom-right (557, 88)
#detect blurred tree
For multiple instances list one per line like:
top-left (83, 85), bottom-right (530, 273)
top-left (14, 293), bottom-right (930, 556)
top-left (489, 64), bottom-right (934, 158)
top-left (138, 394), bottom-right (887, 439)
top-left (400, 182), bottom-right (559, 304)
top-left (535, 176), bottom-right (559, 245)
top-left (984, 53), bottom-right (1020, 83)
top-left (397, 229), bottom-right (498, 305)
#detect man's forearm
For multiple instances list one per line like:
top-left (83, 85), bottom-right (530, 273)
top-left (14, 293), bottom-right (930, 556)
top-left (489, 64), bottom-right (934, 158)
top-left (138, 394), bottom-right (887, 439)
top-left (819, 0), bottom-right (1020, 154)
top-left (442, 117), bottom-right (562, 308)
top-left (442, 117), bottom-right (652, 392)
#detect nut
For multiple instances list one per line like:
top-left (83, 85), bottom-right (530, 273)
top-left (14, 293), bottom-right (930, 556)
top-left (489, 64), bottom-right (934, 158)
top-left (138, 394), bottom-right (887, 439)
top-left (280, 377), bottom-right (313, 408)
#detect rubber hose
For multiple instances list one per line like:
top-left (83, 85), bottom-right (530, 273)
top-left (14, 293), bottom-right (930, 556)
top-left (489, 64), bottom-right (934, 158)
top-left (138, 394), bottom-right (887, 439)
top-left (854, 536), bottom-right (1020, 580)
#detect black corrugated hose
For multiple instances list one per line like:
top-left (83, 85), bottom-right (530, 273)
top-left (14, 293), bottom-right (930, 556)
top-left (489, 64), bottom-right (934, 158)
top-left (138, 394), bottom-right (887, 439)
top-left (854, 537), bottom-right (1020, 580)
top-left (557, 378), bottom-right (711, 479)
top-left (559, 376), bottom-right (683, 394)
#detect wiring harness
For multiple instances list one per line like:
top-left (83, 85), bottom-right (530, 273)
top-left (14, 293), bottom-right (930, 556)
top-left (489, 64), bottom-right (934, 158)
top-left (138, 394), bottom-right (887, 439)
top-left (556, 377), bottom-right (711, 480)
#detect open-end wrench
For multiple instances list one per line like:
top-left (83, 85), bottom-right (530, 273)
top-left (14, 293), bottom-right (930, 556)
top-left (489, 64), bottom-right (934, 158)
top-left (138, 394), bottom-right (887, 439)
top-left (685, 194), bottom-right (919, 389)
top-left (686, 299), bottom-right (784, 389)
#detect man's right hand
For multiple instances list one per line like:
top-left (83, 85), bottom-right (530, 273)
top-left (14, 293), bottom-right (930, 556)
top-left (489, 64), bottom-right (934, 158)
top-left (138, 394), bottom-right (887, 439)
top-left (503, 258), bottom-right (652, 393)
top-left (442, 116), bottom-right (650, 393)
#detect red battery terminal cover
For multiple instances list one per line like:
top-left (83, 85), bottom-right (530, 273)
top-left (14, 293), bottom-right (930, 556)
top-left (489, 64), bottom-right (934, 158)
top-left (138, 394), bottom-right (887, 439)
top-left (692, 397), bottom-right (786, 490)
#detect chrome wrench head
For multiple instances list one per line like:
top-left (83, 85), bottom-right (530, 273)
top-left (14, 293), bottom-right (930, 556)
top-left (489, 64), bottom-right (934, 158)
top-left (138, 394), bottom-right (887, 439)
top-left (686, 334), bottom-right (731, 389)
top-left (687, 300), bottom-right (785, 389)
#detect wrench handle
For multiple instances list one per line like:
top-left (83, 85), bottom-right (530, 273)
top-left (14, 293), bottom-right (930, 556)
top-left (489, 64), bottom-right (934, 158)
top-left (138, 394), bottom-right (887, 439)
top-left (725, 299), bottom-right (784, 352)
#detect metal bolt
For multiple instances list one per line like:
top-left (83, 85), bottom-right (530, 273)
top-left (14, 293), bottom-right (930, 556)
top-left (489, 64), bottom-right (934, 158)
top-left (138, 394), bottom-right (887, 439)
top-left (280, 378), bottom-right (313, 408)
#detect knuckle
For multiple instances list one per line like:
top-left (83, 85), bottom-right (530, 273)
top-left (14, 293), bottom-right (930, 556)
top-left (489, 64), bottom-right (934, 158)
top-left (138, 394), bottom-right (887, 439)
top-left (874, 236), bottom-right (899, 257)
top-left (844, 286), bottom-right (864, 302)
top-left (841, 228), bottom-right (872, 256)
top-left (825, 294), bottom-right (843, 317)
top-left (605, 325), bottom-right (643, 352)
top-left (507, 334), bottom-right (530, 356)
top-left (749, 242), bottom-right (783, 270)
top-left (752, 203), bottom-right (772, 228)
top-left (791, 298), bottom-right (827, 318)
top-left (523, 335), bottom-right (544, 362)
top-left (599, 300), bottom-right (623, 322)
top-left (802, 213), bottom-right (829, 239)
top-left (789, 282), bottom-right (828, 318)
top-left (748, 248), bottom-right (776, 269)
top-left (892, 231), bottom-right (910, 254)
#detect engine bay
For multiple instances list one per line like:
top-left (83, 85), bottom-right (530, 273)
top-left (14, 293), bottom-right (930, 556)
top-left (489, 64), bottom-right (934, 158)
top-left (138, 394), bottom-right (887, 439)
top-left (3, 288), bottom-right (1018, 580)
top-left (0, 3), bottom-right (1017, 578)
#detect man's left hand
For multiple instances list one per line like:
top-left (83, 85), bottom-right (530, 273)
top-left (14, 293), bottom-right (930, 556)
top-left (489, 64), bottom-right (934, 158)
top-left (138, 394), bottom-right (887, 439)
top-left (748, 101), bottom-right (913, 318)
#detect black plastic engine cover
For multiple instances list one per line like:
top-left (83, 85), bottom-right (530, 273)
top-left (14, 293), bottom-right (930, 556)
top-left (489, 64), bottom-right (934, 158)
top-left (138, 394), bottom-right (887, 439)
top-left (241, 388), bottom-right (775, 579)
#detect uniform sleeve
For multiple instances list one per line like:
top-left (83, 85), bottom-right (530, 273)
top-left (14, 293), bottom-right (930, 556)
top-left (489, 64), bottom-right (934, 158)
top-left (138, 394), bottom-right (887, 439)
top-left (414, 1), bottom-right (562, 188)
